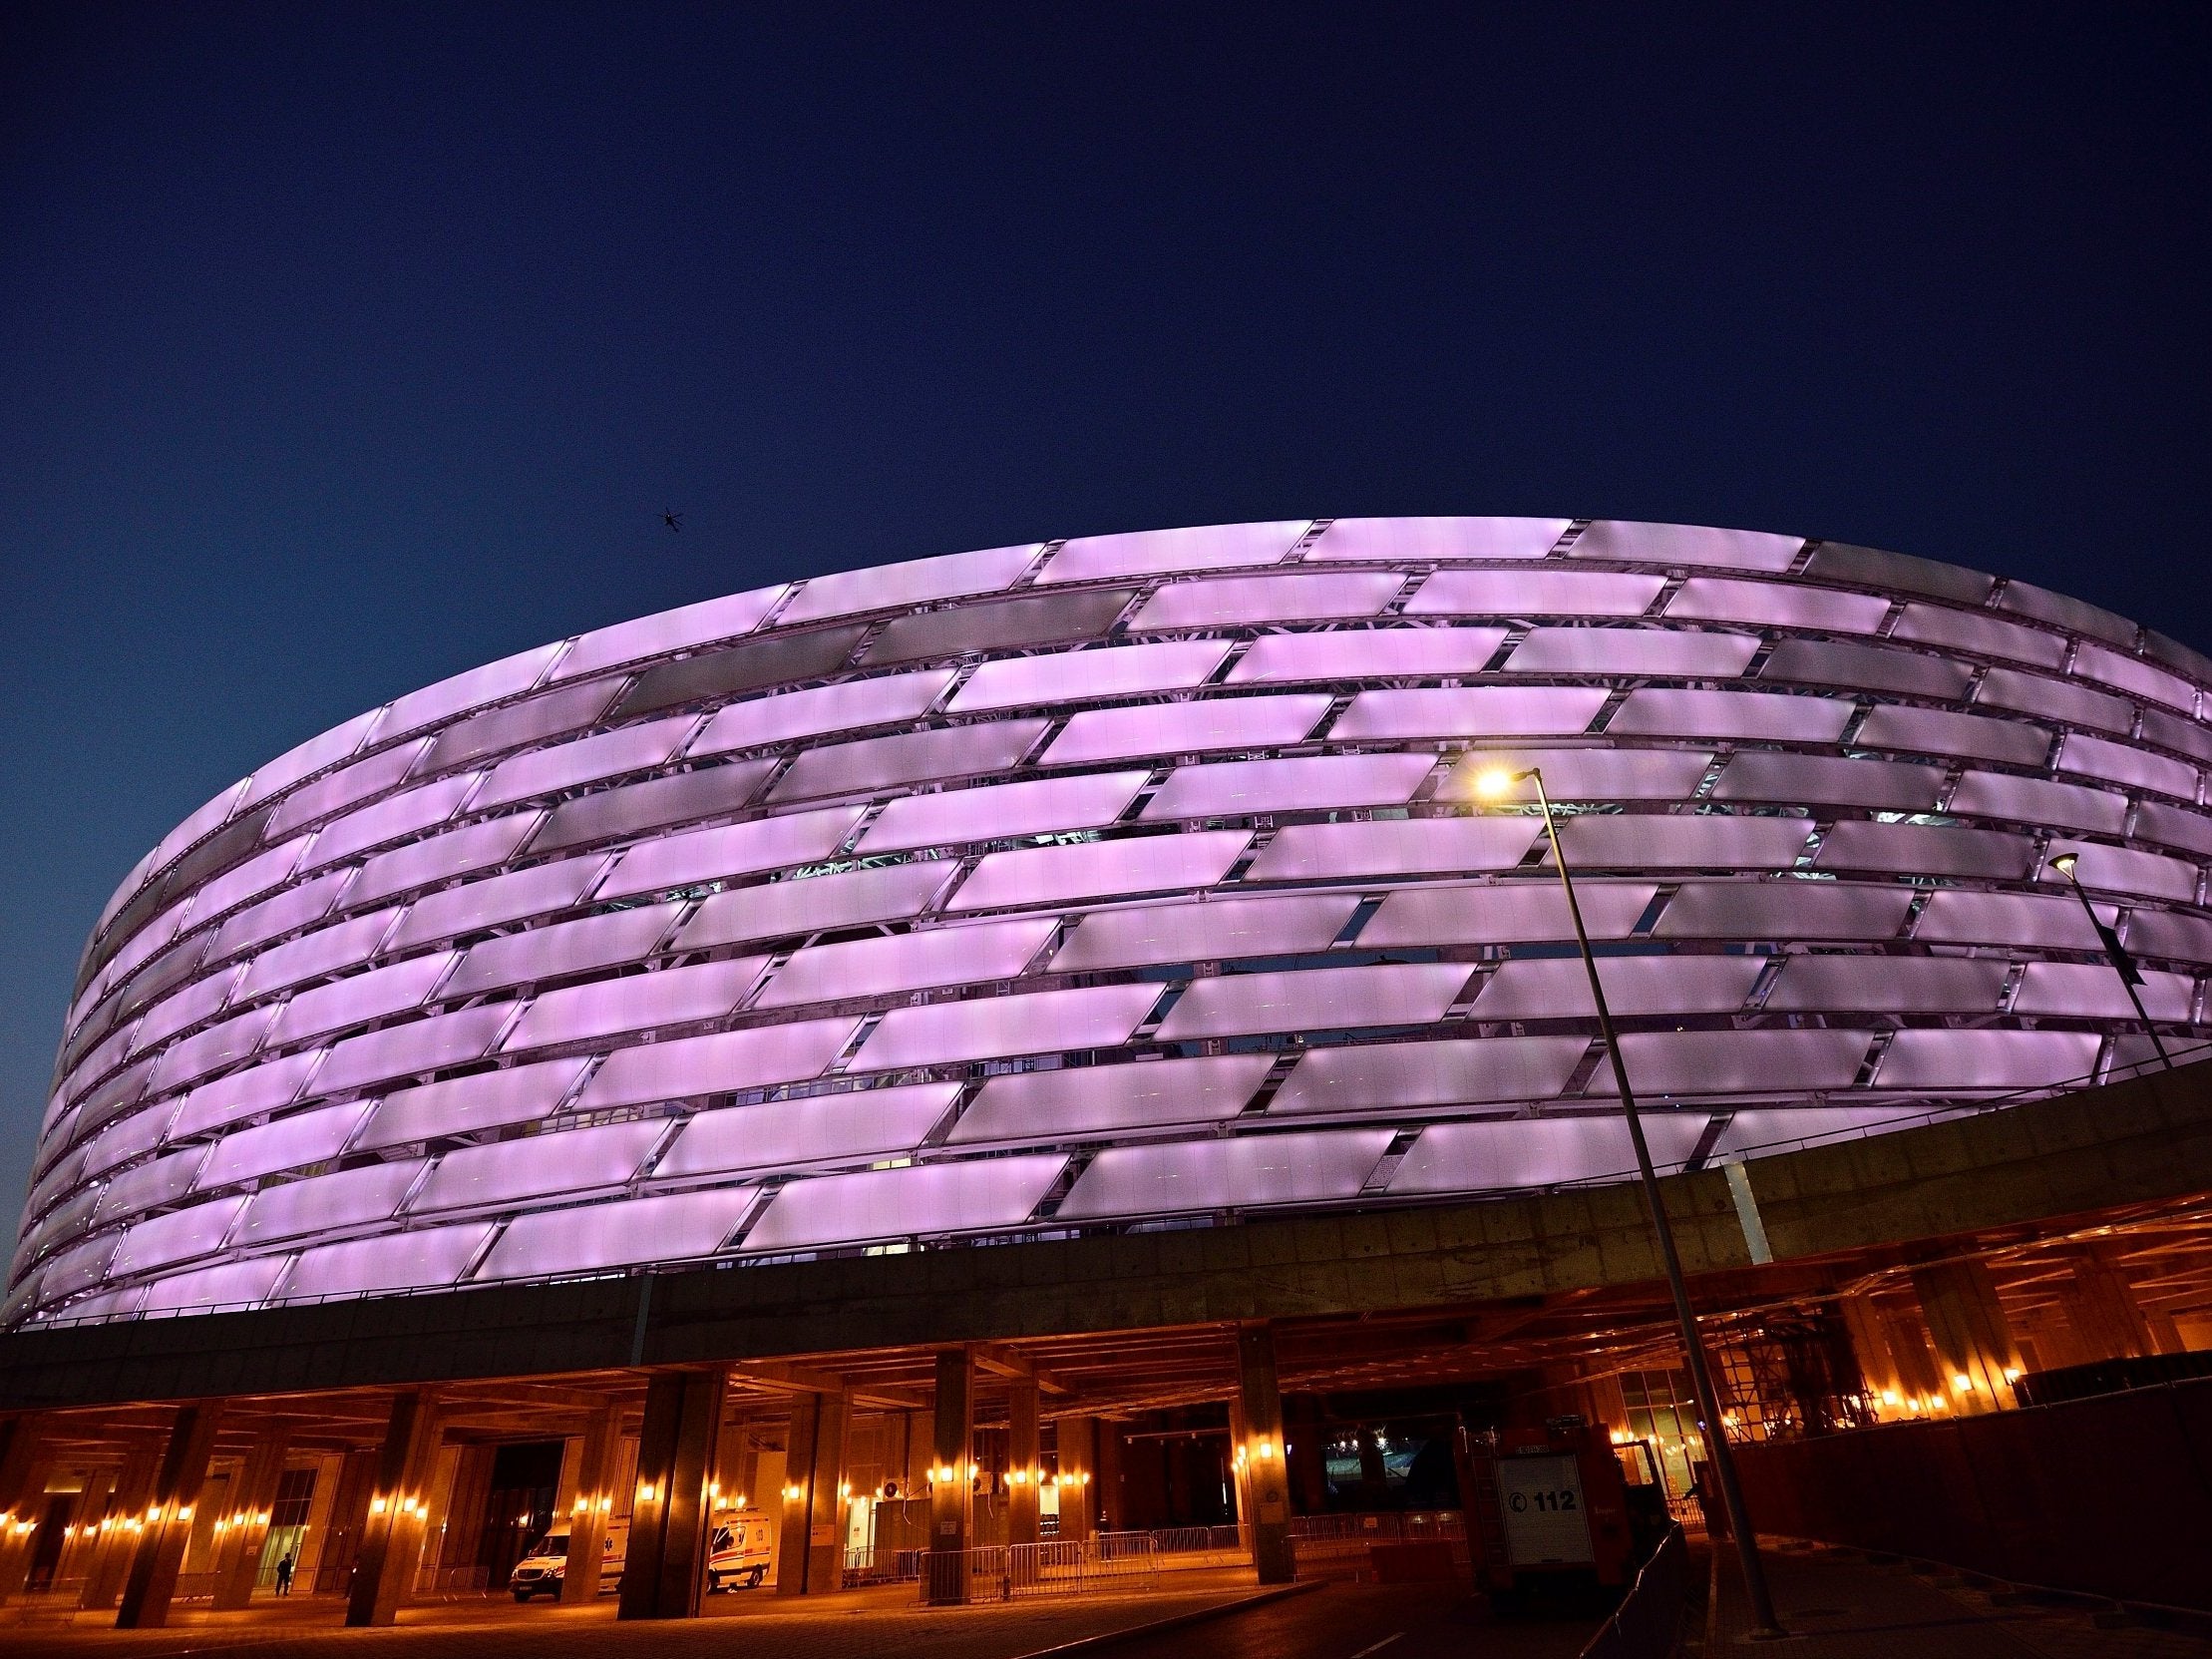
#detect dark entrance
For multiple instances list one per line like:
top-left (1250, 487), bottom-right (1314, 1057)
top-left (476, 1441), bottom-right (564, 1589)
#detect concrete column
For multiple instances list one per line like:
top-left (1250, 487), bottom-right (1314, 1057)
top-left (344, 1389), bottom-right (443, 1627)
top-left (777, 1389), bottom-right (851, 1595)
top-left (1912, 1258), bottom-right (2021, 1414)
top-left (1285, 1402), bottom-right (1327, 1515)
top-left (0, 1414), bottom-right (48, 1603)
top-left (923, 1349), bottom-right (973, 1604)
top-left (116, 1402), bottom-right (223, 1629)
top-left (1007, 1381), bottom-right (1040, 1547)
top-left (210, 1432), bottom-right (288, 1608)
top-left (2145, 1305), bottom-right (2188, 1355)
top-left (1053, 1417), bottom-right (1096, 1542)
top-left (79, 1448), bottom-right (159, 1610)
top-left (1878, 1300), bottom-right (1949, 1408)
top-left (561, 1404), bottom-right (623, 1604)
top-left (1839, 1294), bottom-right (1909, 1414)
top-left (2060, 1245), bottom-right (2155, 1362)
top-left (618, 1368), bottom-right (725, 1620)
top-left (1234, 1324), bottom-right (1295, 1584)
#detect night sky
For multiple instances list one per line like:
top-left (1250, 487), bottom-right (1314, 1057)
top-left (2, 4), bottom-right (2207, 1211)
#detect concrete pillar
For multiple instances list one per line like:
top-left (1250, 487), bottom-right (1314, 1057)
top-left (344, 1389), bottom-right (443, 1627)
top-left (1285, 1401), bottom-right (1327, 1515)
top-left (116, 1402), bottom-right (223, 1629)
top-left (561, 1404), bottom-right (623, 1604)
top-left (923, 1349), bottom-right (973, 1604)
top-left (2061, 1245), bottom-right (2155, 1362)
top-left (2145, 1305), bottom-right (2188, 1355)
top-left (0, 1414), bottom-right (48, 1603)
top-left (1839, 1294), bottom-right (1910, 1415)
top-left (1878, 1300), bottom-right (1949, 1409)
top-left (210, 1432), bottom-right (288, 1608)
top-left (1007, 1381), bottom-right (1040, 1547)
top-left (1912, 1259), bottom-right (2021, 1415)
top-left (79, 1448), bottom-right (159, 1610)
top-left (777, 1390), bottom-right (852, 1595)
top-left (619, 1368), bottom-right (725, 1620)
top-left (1234, 1325), bottom-right (1295, 1584)
top-left (1053, 1417), bottom-right (1096, 1542)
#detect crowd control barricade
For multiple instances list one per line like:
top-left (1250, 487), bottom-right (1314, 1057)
top-left (920, 1533), bottom-right (1160, 1603)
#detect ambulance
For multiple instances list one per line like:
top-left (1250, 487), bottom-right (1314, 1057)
top-left (706, 1506), bottom-right (775, 1592)
top-left (508, 1521), bottom-right (627, 1601)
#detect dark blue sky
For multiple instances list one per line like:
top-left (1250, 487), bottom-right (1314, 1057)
top-left (2, 3), bottom-right (2207, 1208)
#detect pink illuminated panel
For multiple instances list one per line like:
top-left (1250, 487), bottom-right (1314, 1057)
top-left (953, 641), bottom-right (1229, 714)
top-left (1855, 705), bottom-right (2052, 768)
top-left (1443, 748), bottom-right (1713, 802)
top-left (389, 856), bottom-right (611, 949)
top-left (1502, 627), bottom-right (1758, 677)
top-left (137, 1258), bottom-right (290, 1317)
top-left (2014, 962), bottom-right (2195, 1022)
top-left (1664, 579), bottom-right (1888, 631)
top-left (698, 670), bottom-right (956, 752)
top-left (2055, 734), bottom-right (2197, 799)
top-left (1891, 604), bottom-right (2067, 669)
top-left (1761, 637), bottom-right (1974, 699)
top-left (234, 1161), bottom-right (425, 1247)
top-left (532, 760), bottom-right (777, 853)
top-left (948, 833), bottom-right (1250, 912)
top-left (1269, 1036), bottom-right (1588, 1115)
top-left (2042, 841), bottom-right (2199, 903)
top-left (757, 917), bottom-right (1056, 1008)
top-left (1570, 520), bottom-right (1802, 572)
top-left (445, 904), bottom-right (682, 998)
top-left (475, 715), bottom-right (698, 810)
top-left (1711, 753), bottom-right (1943, 812)
top-left (2127, 910), bottom-right (2212, 964)
top-left (1246, 818), bottom-right (1541, 881)
top-left (742, 1154), bottom-right (1068, 1252)
top-left (236, 912), bottom-right (400, 1004)
top-left (109, 1197), bottom-right (249, 1277)
top-left (1043, 695), bottom-right (1329, 767)
top-left (676, 861), bottom-right (955, 951)
top-left (213, 871), bottom-right (353, 964)
top-left (1873, 1030), bottom-right (2100, 1091)
top-left (81, 1100), bottom-right (180, 1180)
top-left (1387, 1115), bottom-right (1709, 1194)
top-left (660, 1082), bottom-right (957, 1176)
top-left (1143, 754), bottom-right (1435, 821)
top-left (192, 1102), bottom-right (370, 1191)
top-left (94, 1148), bottom-right (207, 1225)
top-left (1130, 572), bottom-right (1403, 630)
top-left (190, 838), bottom-right (311, 928)
top-left (575, 1018), bottom-right (859, 1110)
top-left (1608, 689), bottom-right (1853, 742)
top-left (1587, 1031), bottom-right (1875, 1096)
top-left (144, 780), bottom-right (249, 880)
top-left (1228, 628), bottom-right (1506, 686)
top-left (242, 709), bottom-right (383, 810)
top-left (850, 984), bottom-right (1163, 1072)
top-left (300, 773), bottom-right (477, 872)
top-left (2137, 801), bottom-right (2212, 858)
top-left (501, 957), bottom-right (765, 1052)
top-left (1057, 1130), bottom-right (1395, 1220)
top-left (858, 771), bottom-right (1151, 854)
top-left (1050, 893), bottom-right (1361, 972)
top-left (381, 642), bottom-right (565, 741)
top-left (1949, 771), bottom-right (2127, 835)
top-left (309, 1006), bottom-right (514, 1097)
top-left (424, 678), bottom-right (625, 774)
top-left (1408, 569), bottom-right (1664, 618)
top-left (1313, 516), bottom-right (1568, 562)
top-left (780, 544), bottom-right (1040, 624)
top-left (1915, 890), bottom-right (2101, 950)
top-left (130, 966), bottom-right (242, 1055)
top-left (346, 814), bottom-right (545, 911)
top-left (552, 586), bottom-right (786, 681)
top-left (1708, 1107), bottom-right (1936, 1159)
top-left (278, 1223), bottom-right (495, 1299)
top-left (2074, 641), bottom-right (2195, 711)
top-left (266, 954), bottom-right (456, 1048)
top-left (1551, 815), bottom-right (1813, 871)
top-left (597, 804), bottom-right (865, 900)
top-left (1475, 956), bottom-right (1759, 1019)
top-left (1976, 668), bottom-right (2133, 734)
top-left (949, 1056), bottom-right (1272, 1145)
top-left (268, 740), bottom-right (432, 841)
top-left (770, 719), bottom-right (1047, 803)
top-left (1158, 963), bottom-right (1473, 1041)
top-left (474, 1188), bottom-right (760, 1281)
top-left (1655, 881), bottom-right (1912, 941)
top-left (1813, 821), bottom-right (2035, 880)
top-left (149, 1006), bottom-right (279, 1094)
top-left (410, 1120), bottom-right (666, 1213)
top-left (1766, 957), bottom-right (2008, 1013)
top-left (1358, 880), bottom-right (1656, 948)
top-left (1331, 686), bottom-right (1609, 741)
top-left (170, 1048), bottom-right (324, 1139)
top-left (357, 1058), bottom-right (591, 1151)
top-left (1041, 521), bottom-right (1307, 583)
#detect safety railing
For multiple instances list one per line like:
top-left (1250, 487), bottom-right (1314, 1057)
top-left (1578, 1525), bottom-right (1689, 1659)
top-left (919, 1533), bottom-right (1160, 1603)
top-left (841, 1544), bottom-right (923, 1584)
top-left (411, 1564), bottom-right (492, 1598)
top-left (1146, 1523), bottom-right (1246, 1566)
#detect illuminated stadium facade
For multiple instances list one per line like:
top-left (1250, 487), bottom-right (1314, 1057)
top-left (17, 515), bottom-right (2212, 1332)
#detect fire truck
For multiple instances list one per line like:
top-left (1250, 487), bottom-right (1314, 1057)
top-left (1457, 1417), bottom-right (1669, 1605)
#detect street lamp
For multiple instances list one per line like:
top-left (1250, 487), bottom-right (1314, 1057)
top-left (2049, 852), bottom-right (2172, 1072)
top-left (1475, 765), bottom-right (1783, 1637)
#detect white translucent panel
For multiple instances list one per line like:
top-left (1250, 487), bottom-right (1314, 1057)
top-left (1806, 542), bottom-right (2000, 606)
top-left (388, 855), bottom-right (611, 949)
top-left (858, 770), bottom-right (1151, 854)
top-left (2056, 734), bottom-right (2197, 799)
top-left (80, 1098), bottom-right (179, 1180)
top-left (780, 543), bottom-right (1041, 624)
top-left (236, 911), bottom-right (401, 1004)
top-left (101, 899), bottom-right (191, 991)
top-left (298, 771), bottom-right (474, 874)
top-left (347, 814), bottom-right (545, 912)
top-left (758, 917), bottom-right (1057, 1009)
top-left (1552, 815), bottom-right (1814, 871)
top-left (850, 984), bottom-right (1163, 1072)
top-left (1269, 1036), bottom-right (1589, 1115)
top-left (551, 585), bottom-right (787, 681)
top-left (213, 871), bottom-right (353, 963)
top-left (1144, 754), bottom-right (1437, 821)
top-left (266, 954), bottom-right (456, 1048)
top-left (1975, 668), bottom-right (2133, 734)
top-left (2141, 707), bottom-right (2212, 764)
top-left (1948, 771), bottom-right (2128, 835)
top-left (422, 677), bottom-right (626, 774)
top-left (149, 1006), bottom-right (279, 1093)
top-left (110, 1196), bottom-right (248, 1277)
top-left (1890, 603), bottom-right (2068, 669)
top-left (1129, 572), bottom-right (1403, 630)
top-left (575, 1018), bottom-right (859, 1110)
top-left (475, 1187), bottom-right (761, 1281)
top-left (170, 1048), bottom-right (325, 1139)
top-left (474, 714), bottom-right (697, 811)
top-left (1051, 893), bottom-right (1361, 972)
top-left (1710, 1107), bottom-right (1937, 1160)
top-left (675, 861), bottom-right (955, 952)
top-left (138, 1257), bottom-right (290, 1316)
top-left (1765, 957), bottom-right (2009, 1013)
top-left (2043, 840), bottom-right (2200, 903)
top-left (444, 903), bottom-right (683, 998)
top-left (278, 1222), bottom-right (494, 1300)
top-left (2013, 962), bottom-right (2196, 1022)
top-left (1474, 956), bottom-right (1760, 1019)
top-left (1386, 1114), bottom-right (1708, 1195)
top-left (1312, 516), bottom-right (1568, 562)
top-left (381, 642), bottom-right (565, 743)
top-left (1813, 820), bottom-right (2035, 879)
top-left (1997, 581), bottom-right (2137, 647)
top-left (410, 1120), bottom-right (666, 1213)
top-left (189, 837), bottom-right (311, 927)
top-left (193, 1102), bottom-right (371, 1191)
top-left (951, 641), bottom-right (1229, 715)
top-left (93, 846), bottom-right (164, 943)
top-left (1041, 521), bottom-right (1308, 583)
top-left (597, 804), bottom-right (865, 901)
top-left (2074, 641), bottom-right (2196, 712)
top-left (60, 1024), bottom-right (138, 1112)
top-left (1915, 890), bottom-right (2101, 950)
top-left (1711, 753), bottom-right (1944, 811)
top-left (1763, 637), bottom-right (1975, 700)
top-left (1664, 578), bottom-right (1889, 632)
top-left (1442, 748), bottom-right (1715, 802)
top-left (70, 1058), bottom-right (158, 1139)
top-left (242, 708), bottom-right (384, 810)
top-left (38, 1233), bottom-right (117, 1300)
top-left (267, 738), bottom-right (434, 842)
top-left (697, 669), bottom-right (957, 752)
top-left (863, 589), bottom-right (1135, 667)
top-left (770, 720), bottom-right (1048, 803)
top-left (1587, 1031), bottom-right (1876, 1097)
top-left (532, 759), bottom-right (777, 853)
top-left (1607, 689), bottom-right (1854, 742)
top-left (1502, 627), bottom-right (1759, 677)
top-left (661, 1081), bottom-right (958, 1176)
top-left (1873, 1029), bottom-right (2100, 1092)
top-left (1854, 704), bottom-right (2052, 768)
top-left (1331, 686), bottom-right (1610, 741)
top-left (1570, 520), bottom-right (1802, 573)
top-left (1247, 817), bottom-right (1542, 881)
top-left (1042, 694), bottom-right (1331, 768)
top-left (948, 1056), bottom-right (1272, 1146)
top-left (145, 779), bottom-right (250, 885)
top-left (95, 1148), bottom-right (207, 1225)
top-left (741, 1154), bottom-right (1068, 1253)
top-left (310, 1007), bottom-right (513, 1097)
top-left (501, 957), bottom-right (766, 1051)
top-left (950, 834), bottom-right (1250, 914)
top-left (1360, 880), bottom-right (1656, 949)
top-left (1655, 881), bottom-right (1913, 941)
top-left (355, 1058), bottom-right (592, 1151)
top-left (1058, 1130), bottom-right (1395, 1221)
top-left (1158, 963), bottom-right (1474, 1041)
top-left (130, 966), bottom-right (242, 1056)
top-left (1228, 626), bottom-right (1508, 686)
top-left (2136, 802), bottom-right (2212, 858)
top-left (2127, 909), bottom-right (2212, 965)
top-left (1408, 569), bottom-right (1665, 618)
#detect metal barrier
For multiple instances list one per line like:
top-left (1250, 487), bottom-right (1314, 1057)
top-left (1289, 1509), bottom-right (1467, 1570)
top-left (412, 1564), bottom-right (492, 1598)
top-left (919, 1534), bottom-right (1160, 1603)
top-left (1578, 1525), bottom-right (1688, 1659)
top-left (1146, 1524), bottom-right (1246, 1566)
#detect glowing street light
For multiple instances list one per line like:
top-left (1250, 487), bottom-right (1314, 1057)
top-left (2049, 852), bottom-right (2173, 1070)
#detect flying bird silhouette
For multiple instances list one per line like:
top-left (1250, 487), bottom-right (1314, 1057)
top-left (662, 509), bottom-right (683, 533)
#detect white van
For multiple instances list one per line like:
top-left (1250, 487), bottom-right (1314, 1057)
top-left (509, 1522), bottom-right (626, 1601)
top-left (706, 1508), bottom-right (774, 1592)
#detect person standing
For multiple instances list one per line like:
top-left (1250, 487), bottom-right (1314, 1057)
top-left (274, 1551), bottom-right (295, 1595)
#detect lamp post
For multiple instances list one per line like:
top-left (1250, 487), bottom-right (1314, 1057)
top-left (1476, 765), bottom-right (1782, 1637)
top-left (2049, 852), bottom-right (2173, 1072)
